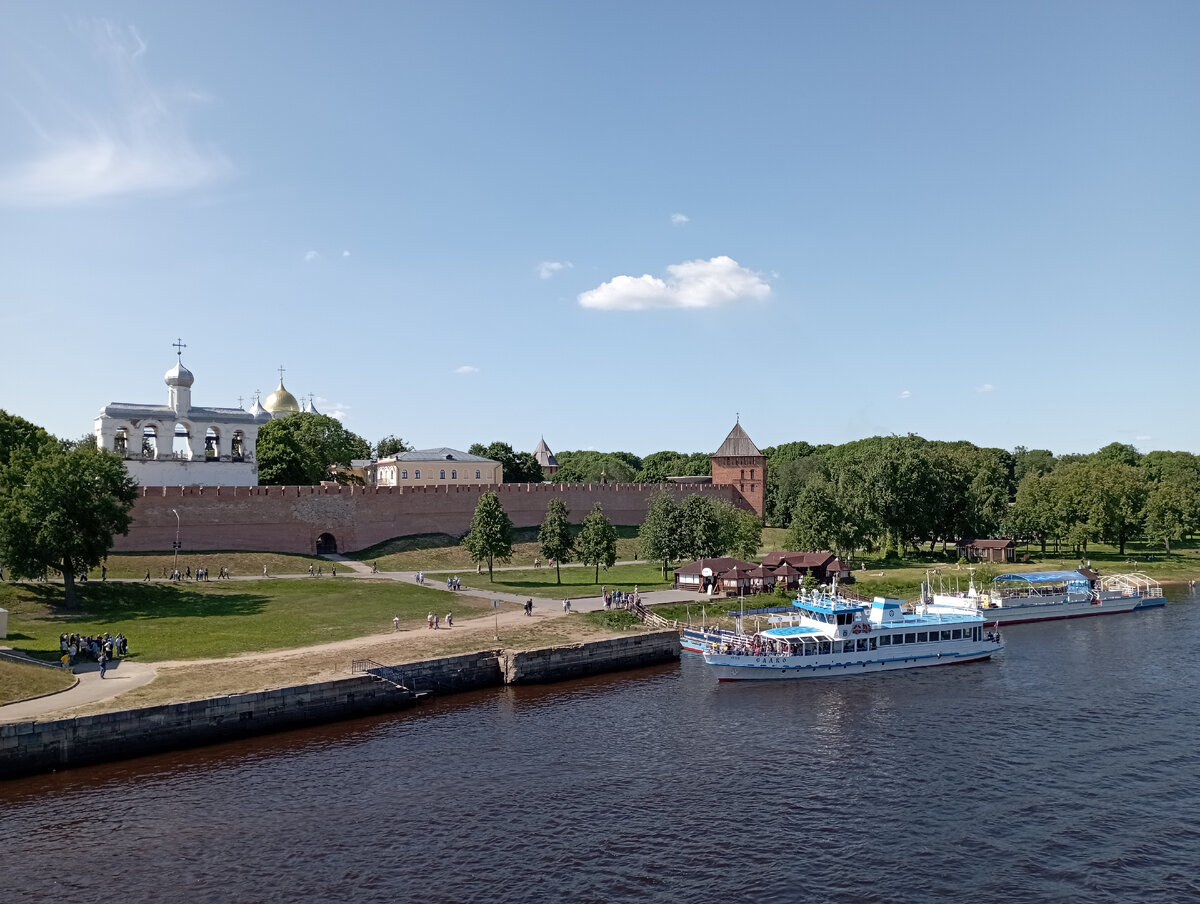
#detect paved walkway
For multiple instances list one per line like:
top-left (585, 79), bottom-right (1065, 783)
top-left (0, 656), bottom-right (157, 723)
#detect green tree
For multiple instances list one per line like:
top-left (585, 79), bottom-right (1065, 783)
top-left (717, 501), bottom-right (762, 561)
top-left (678, 494), bottom-right (725, 560)
top-left (0, 409), bottom-right (58, 464)
top-left (375, 435), bottom-right (413, 458)
top-left (468, 442), bottom-right (544, 483)
top-left (257, 413), bottom-right (372, 485)
top-left (1143, 480), bottom-right (1192, 555)
top-left (537, 498), bottom-right (573, 584)
top-left (0, 442), bottom-right (138, 607)
top-left (576, 503), bottom-right (617, 582)
top-left (462, 492), bottom-right (514, 581)
top-left (1088, 461), bottom-right (1147, 556)
top-left (639, 491), bottom-right (683, 578)
top-left (1012, 446), bottom-right (1057, 484)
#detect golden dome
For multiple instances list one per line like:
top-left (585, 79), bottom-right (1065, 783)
top-left (263, 380), bottom-right (301, 414)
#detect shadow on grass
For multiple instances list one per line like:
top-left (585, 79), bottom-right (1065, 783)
top-left (17, 582), bottom-right (270, 621)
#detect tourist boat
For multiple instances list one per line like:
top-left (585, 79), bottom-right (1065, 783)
top-left (700, 590), bottom-right (1002, 682)
top-left (922, 570), bottom-right (1164, 626)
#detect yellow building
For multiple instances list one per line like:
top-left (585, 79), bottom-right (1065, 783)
top-left (365, 447), bottom-right (502, 487)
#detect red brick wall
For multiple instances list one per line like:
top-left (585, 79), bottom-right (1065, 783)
top-left (709, 455), bottom-right (766, 518)
top-left (114, 482), bottom-right (750, 554)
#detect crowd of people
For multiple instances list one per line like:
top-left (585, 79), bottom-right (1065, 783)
top-left (426, 612), bottom-right (453, 629)
top-left (157, 565), bottom-right (231, 581)
top-left (59, 631), bottom-right (128, 668)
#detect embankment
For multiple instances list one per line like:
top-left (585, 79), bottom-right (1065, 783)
top-left (0, 631), bottom-right (679, 779)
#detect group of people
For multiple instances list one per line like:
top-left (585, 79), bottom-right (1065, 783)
top-left (307, 564), bottom-right (336, 577)
top-left (157, 565), bottom-right (231, 581)
top-left (446, 576), bottom-right (462, 590)
top-left (426, 612), bottom-right (453, 629)
top-left (602, 587), bottom-right (637, 609)
top-left (59, 631), bottom-right (129, 675)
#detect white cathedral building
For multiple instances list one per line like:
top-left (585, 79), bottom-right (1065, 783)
top-left (94, 352), bottom-right (314, 487)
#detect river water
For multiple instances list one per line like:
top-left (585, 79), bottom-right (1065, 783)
top-left (3, 590), bottom-right (1200, 904)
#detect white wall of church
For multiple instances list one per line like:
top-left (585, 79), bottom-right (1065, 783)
top-left (123, 458), bottom-right (259, 487)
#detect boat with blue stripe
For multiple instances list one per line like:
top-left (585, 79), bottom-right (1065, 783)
top-left (701, 589), bottom-right (1002, 682)
top-left (924, 570), bottom-right (1164, 625)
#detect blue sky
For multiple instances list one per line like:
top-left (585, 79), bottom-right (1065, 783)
top-left (2, 2), bottom-right (1197, 460)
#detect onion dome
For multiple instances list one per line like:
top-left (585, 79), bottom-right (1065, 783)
top-left (248, 396), bottom-right (271, 422)
top-left (263, 380), bottom-right (301, 414)
top-left (164, 360), bottom-right (195, 388)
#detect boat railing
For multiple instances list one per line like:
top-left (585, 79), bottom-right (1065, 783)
top-left (1099, 572), bottom-right (1163, 598)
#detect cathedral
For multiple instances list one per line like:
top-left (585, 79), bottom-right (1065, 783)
top-left (93, 347), bottom-right (311, 487)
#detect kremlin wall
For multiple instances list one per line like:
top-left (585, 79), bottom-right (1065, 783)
top-left (113, 481), bottom-right (749, 555)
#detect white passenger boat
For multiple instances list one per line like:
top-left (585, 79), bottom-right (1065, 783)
top-left (701, 591), bottom-right (1002, 682)
top-left (923, 570), bottom-right (1164, 626)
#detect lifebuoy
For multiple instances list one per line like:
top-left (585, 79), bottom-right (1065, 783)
top-left (852, 624), bottom-right (862, 635)
top-left (862, 623), bottom-right (872, 634)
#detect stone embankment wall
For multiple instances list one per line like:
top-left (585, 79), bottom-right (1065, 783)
top-left (112, 481), bottom-right (749, 555)
top-left (0, 633), bottom-right (681, 779)
top-left (501, 632), bottom-right (679, 684)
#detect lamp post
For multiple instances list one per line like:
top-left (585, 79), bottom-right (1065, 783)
top-left (171, 508), bottom-right (181, 576)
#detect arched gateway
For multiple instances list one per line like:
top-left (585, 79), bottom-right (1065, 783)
top-left (315, 533), bottom-right (338, 555)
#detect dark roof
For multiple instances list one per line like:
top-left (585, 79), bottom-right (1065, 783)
top-left (533, 437), bottom-right (558, 468)
top-left (959, 538), bottom-right (1015, 549)
top-left (762, 551), bottom-right (836, 569)
top-left (674, 557), bottom-right (758, 577)
top-left (712, 422), bottom-right (762, 458)
top-left (388, 447), bottom-right (496, 463)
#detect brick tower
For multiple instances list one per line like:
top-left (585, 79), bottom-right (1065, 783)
top-left (711, 421), bottom-right (766, 517)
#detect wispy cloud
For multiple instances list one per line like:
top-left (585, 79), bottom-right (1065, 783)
top-left (578, 256), bottom-right (771, 311)
top-left (0, 20), bottom-right (232, 206)
top-left (670, 212), bottom-right (690, 226)
top-left (454, 365), bottom-right (479, 375)
top-left (342, 250), bottom-right (351, 258)
top-left (304, 250), bottom-right (320, 263)
top-left (975, 383), bottom-right (996, 393)
top-left (899, 390), bottom-right (912, 399)
top-left (537, 260), bottom-right (572, 280)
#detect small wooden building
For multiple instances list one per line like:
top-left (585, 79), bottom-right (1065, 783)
top-left (956, 538), bottom-right (1016, 563)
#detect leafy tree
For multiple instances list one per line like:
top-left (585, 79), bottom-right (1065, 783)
top-left (678, 494), bottom-right (725, 560)
top-left (257, 413), bottom-right (372, 485)
top-left (1088, 461), bottom-right (1147, 556)
top-left (468, 442), bottom-right (544, 483)
top-left (639, 491), bottom-right (683, 578)
top-left (716, 501), bottom-right (762, 561)
top-left (462, 492), bottom-right (514, 580)
top-left (1012, 446), bottom-right (1057, 484)
top-left (256, 425), bottom-right (308, 485)
top-left (636, 451), bottom-right (710, 482)
top-left (0, 442), bottom-right (138, 607)
top-left (375, 435), bottom-right (413, 458)
top-left (551, 450), bottom-right (637, 484)
top-left (0, 409), bottom-right (58, 464)
top-left (1144, 480), bottom-right (1192, 555)
top-left (1094, 442), bottom-right (1142, 468)
top-left (538, 498), bottom-right (573, 584)
top-left (576, 503), bottom-right (617, 582)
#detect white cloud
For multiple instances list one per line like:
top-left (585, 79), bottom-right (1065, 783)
top-left (304, 250), bottom-right (320, 263)
top-left (454, 365), bottom-right (479, 375)
top-left (578, 255), bottom-right (771, 311)
top-left (342, 250), bottom-right (351, 258)
top-left (975, 383), bottom-right (996, 393)
top-left (1135, 434), bottom-right (1152, 442)
top-left (537, 260), bottom-right (572, 280)
top-left (671, 213), bottom-right (690, 226)
top-left (0, 21), bottom-right (232, 206)
top-left (899, 390), bottom-right (912, 399)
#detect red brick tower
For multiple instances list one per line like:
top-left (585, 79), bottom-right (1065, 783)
top-left (711, 422), bottom-right (766, 517)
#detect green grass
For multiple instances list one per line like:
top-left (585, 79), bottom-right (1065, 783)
top-left (97, 550), bottom-right (331, 580)
top-left (348, 526), bottom-right (645, 572)
top-left (0, 658), bottom-right (75, 705)
top-left (462, 562), bottom-right (673, 598)
top-left (0, 579), bottom-right (509, 664)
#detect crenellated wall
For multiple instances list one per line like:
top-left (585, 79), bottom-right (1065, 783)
top-left (114, 481), bottom-right (749, 554)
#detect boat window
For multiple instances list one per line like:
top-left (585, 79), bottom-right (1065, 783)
top-left (869, 637), bottom-right (877, 650)
top-left (917, 632), bottom-right (928, 643)
top-left (818, 642), bottom-right (830, 654)
top-left (880, 635), bottom-right (892, 646)
top-left (856, 639), bottom-right (869, 652)
top-left (951, 629), bottom-right (963, 640)
top-left (941, 630), bottom-right (952, 641)
top-left (905, 633), bottom-right (916, 644)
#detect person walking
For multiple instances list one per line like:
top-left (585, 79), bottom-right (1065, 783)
top-left (98, 652), bottom-right (109, 679)
top-left (446, 612), bottom-right (453, 627)
top-left (393, 616), bottom-right (400, 632)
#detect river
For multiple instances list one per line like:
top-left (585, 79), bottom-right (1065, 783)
top-left (3, 590), bottom-right (1199, 903)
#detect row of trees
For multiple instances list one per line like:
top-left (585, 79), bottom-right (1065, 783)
top-left (639, 493), bottom-right (761, 577)
top-left (770, 436), bottom-right (1200, 558)
top-left (463, 494), bottom-right (618, 583)
top-left (550, 449), bottom-right (710, 484)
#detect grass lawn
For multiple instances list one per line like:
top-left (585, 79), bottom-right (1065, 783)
top-left (348, 526), bottom-right (645, 572)
top-left (0, 658), bottom-right (75, 705)
top-left (462, 562), bottom-right (673, 599)
top-left (0, 579), bottom-right (509, 664)
top-left (98, 550), bottom-right (330, 580)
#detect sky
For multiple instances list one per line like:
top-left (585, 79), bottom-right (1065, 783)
top-left (2, 2), bottom-right (1197, 460)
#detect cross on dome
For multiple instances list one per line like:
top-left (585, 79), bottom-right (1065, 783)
top-left (173, 338), bottom-right (187, 358)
